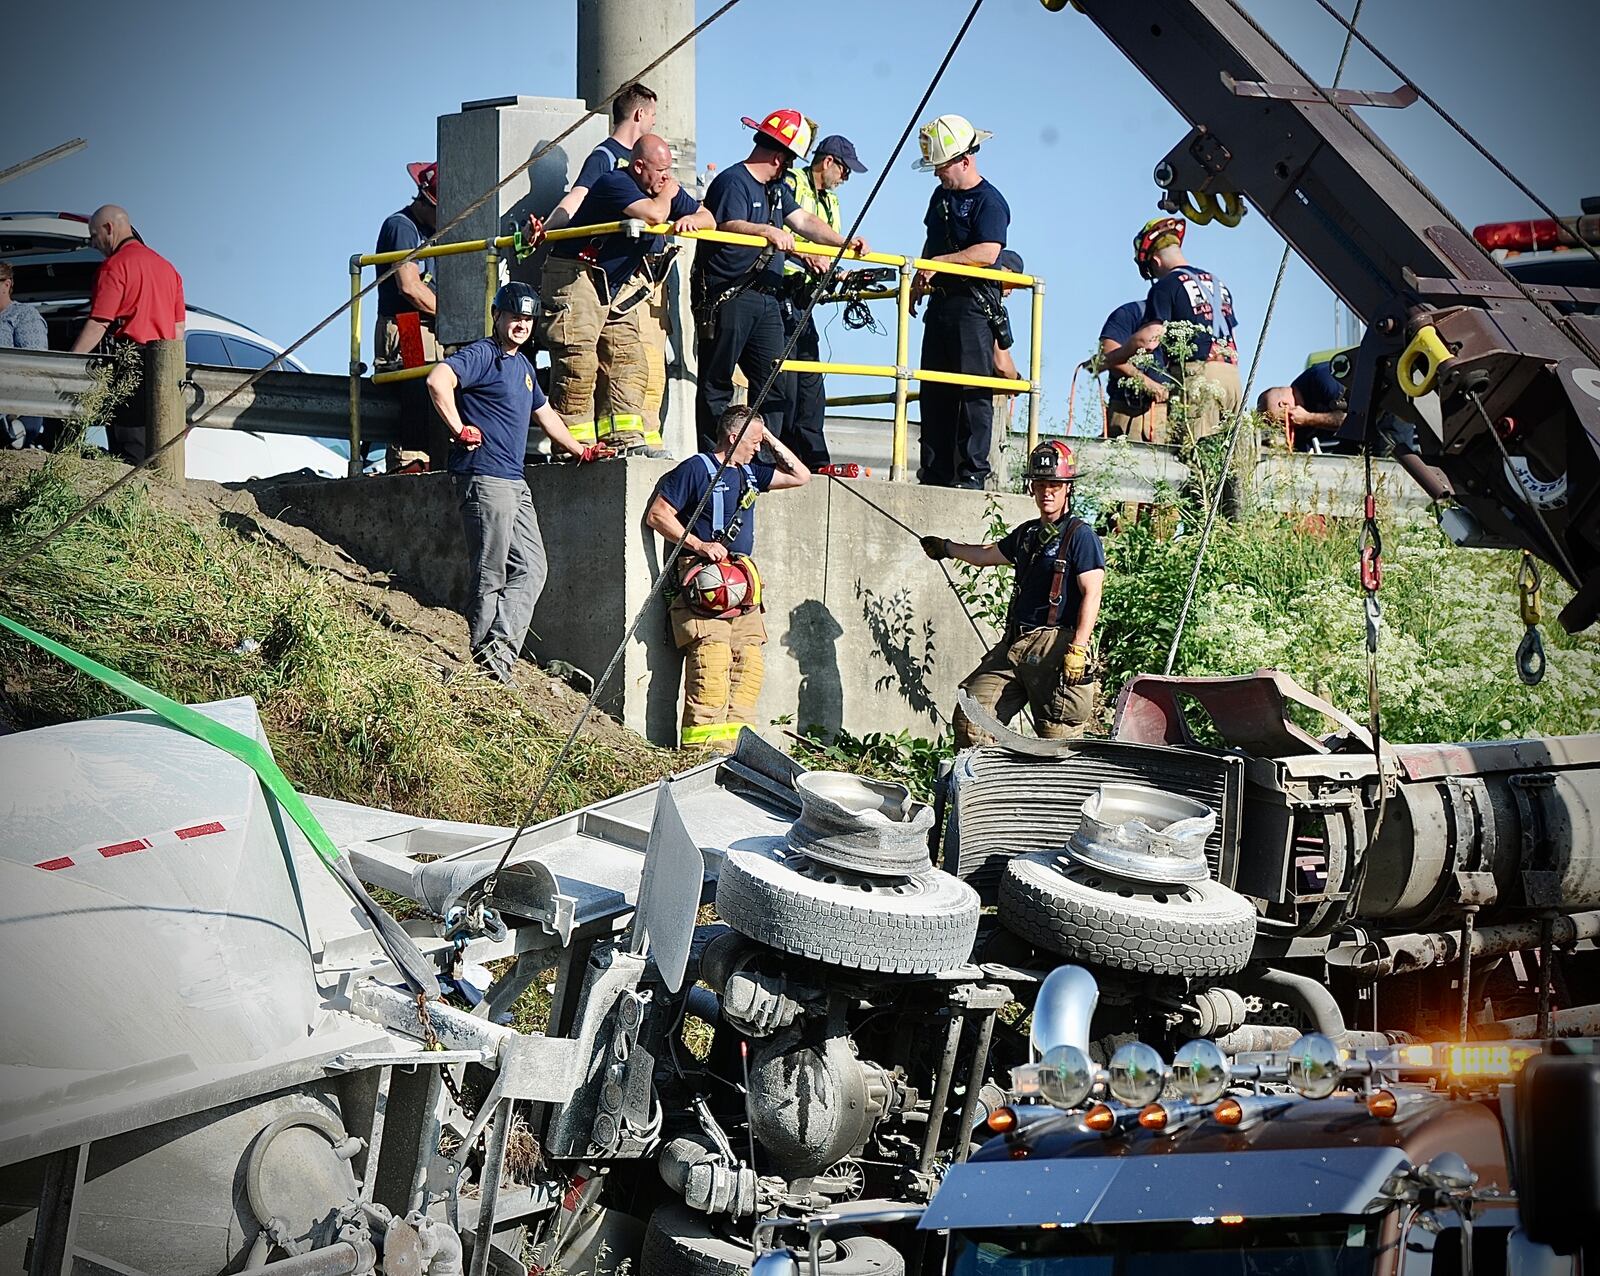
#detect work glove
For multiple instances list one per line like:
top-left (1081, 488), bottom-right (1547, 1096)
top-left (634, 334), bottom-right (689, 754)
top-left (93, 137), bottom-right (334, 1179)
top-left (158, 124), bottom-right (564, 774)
top-left (578, 445), bottom-right (616, 464)
top-left (920, 535), bottom-right (951, 561)
top-left (456, 425), bottom-right (483, 447)
top-left (1062, 643), bottom-right (1091, 685)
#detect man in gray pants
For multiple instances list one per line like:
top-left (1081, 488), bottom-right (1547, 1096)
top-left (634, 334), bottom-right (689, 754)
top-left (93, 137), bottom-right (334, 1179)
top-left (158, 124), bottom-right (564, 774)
top-left (427, 282), bottom-right (604, 683)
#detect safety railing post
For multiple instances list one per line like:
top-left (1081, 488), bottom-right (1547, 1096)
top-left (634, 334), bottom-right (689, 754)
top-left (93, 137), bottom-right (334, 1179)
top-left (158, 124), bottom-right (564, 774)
top-left (1028, 278), bottom-right (1045, 454)
top-left (892, 263), bottom-right (914, 482)
top-left (484, 243), bottom-right (499, 337)
top-left (347, 257), bottom-right (363, 478)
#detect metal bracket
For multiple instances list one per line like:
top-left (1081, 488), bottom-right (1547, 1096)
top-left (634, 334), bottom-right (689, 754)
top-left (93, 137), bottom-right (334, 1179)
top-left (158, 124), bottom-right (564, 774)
top-left (1221, 72), bottom-right (1417, 109)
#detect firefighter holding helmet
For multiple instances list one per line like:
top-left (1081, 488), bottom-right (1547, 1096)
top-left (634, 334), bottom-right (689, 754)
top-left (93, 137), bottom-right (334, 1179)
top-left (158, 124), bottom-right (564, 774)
top-left (922, 441), bottom-right (1106, 746)
top-left (646, 405), bottom-right (812, 750)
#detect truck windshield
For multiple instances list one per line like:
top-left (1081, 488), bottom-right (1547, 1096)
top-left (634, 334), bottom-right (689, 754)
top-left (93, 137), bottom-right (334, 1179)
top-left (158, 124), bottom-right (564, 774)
top-left (951, 1220), bottom-right (1376, 1276)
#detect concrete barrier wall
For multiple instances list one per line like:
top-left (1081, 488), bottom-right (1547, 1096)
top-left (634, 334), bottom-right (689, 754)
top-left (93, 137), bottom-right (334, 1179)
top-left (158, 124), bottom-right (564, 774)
top-left (277, 462), bottom-right (1034, 746)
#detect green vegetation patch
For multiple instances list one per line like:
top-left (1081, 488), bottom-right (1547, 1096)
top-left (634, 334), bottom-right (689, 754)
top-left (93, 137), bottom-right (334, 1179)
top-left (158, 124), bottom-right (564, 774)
top-left (0, 452), bottom-right (677, 825)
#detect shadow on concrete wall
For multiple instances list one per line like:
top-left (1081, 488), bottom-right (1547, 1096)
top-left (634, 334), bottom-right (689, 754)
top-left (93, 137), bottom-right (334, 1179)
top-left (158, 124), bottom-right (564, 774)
top-left (505, 139), bottom-right (572, 292)
top-left (638, 484), bottom-right (685, 745)
top-left (854, 581), bottom-right (941, 726)
top-left (782, 600), bottom-right (844, 738)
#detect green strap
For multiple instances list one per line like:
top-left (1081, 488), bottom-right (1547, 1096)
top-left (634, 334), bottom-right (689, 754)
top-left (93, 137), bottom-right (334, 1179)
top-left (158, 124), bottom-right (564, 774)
top-left (0, 610), bottom-right (440, 997)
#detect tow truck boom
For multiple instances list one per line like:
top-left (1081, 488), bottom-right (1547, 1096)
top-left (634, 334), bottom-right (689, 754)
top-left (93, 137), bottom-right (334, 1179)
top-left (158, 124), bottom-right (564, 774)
top-left (1057, 0), bottom-right (1600, 631)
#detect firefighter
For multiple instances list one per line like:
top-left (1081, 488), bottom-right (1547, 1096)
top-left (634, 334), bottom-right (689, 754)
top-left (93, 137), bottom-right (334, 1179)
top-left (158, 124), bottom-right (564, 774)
top-left (913, 114), bottom-right (1010, 489)
top-left (922, 440), bottom-right (1106, 746)
top-left (538, 134), bottom-right (712, 454)
top-left (646, 405), bottom-right (811, 750)
top-left (692, 109), bottom-right (867, 453)
top-left (781, 133), bottom-right (869, 467)
top-left (1106, 216), bottom-right (1242, 444)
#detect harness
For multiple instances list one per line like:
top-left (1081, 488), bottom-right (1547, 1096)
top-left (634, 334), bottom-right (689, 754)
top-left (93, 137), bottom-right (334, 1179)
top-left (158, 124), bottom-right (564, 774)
top-left (1008, 517), bottom-right (1085, 635)
top-left (697, 452), bottom-right (761, 545)
top-left (691, 178), bottom-right (785, 338)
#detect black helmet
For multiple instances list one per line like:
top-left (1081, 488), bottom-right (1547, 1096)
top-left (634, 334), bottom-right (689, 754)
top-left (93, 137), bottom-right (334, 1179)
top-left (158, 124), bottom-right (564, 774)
top-left (493, 281), bottom-right (541, 320)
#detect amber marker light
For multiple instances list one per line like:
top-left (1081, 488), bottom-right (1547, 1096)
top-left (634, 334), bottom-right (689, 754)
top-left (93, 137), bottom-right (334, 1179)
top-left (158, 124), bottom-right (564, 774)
top-left (1366, 1089), bottom-right (1399, 1120)
top-left (986, 1106), bottom-right (1018, 1134)
top-left (1138, 1103), bottom-right (1169, 1131)
top-left (1213, 1097), bottom-right (1244, 1127)
top-left (1219, 1215), bottom-right (1245, 1225)
top-left (1083, 1103), bottom-right (1117, 1133)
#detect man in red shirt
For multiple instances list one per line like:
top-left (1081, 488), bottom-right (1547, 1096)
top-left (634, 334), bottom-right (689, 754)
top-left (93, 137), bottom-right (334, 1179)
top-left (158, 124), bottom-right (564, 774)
top-left (72, 205), bottom-right (186, 461)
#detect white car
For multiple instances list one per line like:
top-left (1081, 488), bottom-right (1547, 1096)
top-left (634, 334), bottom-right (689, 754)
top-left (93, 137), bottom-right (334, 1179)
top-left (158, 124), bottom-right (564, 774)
top-left (1, 211), bottom-right (352, 481)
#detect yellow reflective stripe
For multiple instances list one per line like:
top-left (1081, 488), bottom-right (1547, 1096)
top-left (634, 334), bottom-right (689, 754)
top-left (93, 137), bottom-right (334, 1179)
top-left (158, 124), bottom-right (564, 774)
top-left (681, 722), bottom-right (744, 745)
top-left (567, 415), bottom-right (664, 447)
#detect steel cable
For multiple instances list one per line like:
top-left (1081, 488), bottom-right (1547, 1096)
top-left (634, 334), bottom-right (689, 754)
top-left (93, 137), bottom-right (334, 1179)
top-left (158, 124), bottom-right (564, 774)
top-left (5, 0), bottom-right (747, 570)
top-left (1306, 0), bottom-right (1600, 268)
top-left (1163, 0), bottom-right (1367, 676)
top-left (480, 0), bottom-right (992, 896)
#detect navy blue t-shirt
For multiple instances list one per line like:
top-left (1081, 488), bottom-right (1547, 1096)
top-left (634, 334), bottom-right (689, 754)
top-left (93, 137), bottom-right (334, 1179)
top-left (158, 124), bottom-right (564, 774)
top-left (656, 452), bottom-right (778, 557)
top-left (697, 165), bottom-right (799, 290)
top-left (444, 337), bottom-right (547, 480)
top-left (553, 169), bottom-right (700, 296)
top-left (1141, 265), bottom-right (1238, 361)
top-left (573, 137), bottom-right (631, 192)
top-left (1292, 361), bottom-right (1346, 413)
top-left (375, 209), bottom-right (433, 317)
top-left (1099, 300), bottom-right (1171, 409)
top-left (997, 517), bottom-right (1107, 633)
top-left (921, 179), bottom-right (1009, 264)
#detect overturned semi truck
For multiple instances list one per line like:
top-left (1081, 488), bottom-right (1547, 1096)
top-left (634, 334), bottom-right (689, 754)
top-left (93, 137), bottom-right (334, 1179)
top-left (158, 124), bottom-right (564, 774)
top-left (2, 675), bottom-right (1597, 1276)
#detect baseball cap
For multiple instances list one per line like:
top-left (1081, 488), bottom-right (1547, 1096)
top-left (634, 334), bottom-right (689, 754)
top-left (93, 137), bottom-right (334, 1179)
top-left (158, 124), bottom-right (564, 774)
top-left (996, 249), bottom-right (1025, 275)
top-left (407, 161), bottom-right (438, 204)
top-left (813, 134), bottom-right (867, 174)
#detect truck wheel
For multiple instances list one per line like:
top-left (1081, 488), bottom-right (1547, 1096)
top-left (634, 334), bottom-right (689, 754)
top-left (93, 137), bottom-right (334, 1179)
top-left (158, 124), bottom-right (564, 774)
top-left (1000, 854), bottom-right (1256, 976)
top-left (642, 1203), bottom-right (903, 1276)
top-left (716, 848), bottom-right (979, 975)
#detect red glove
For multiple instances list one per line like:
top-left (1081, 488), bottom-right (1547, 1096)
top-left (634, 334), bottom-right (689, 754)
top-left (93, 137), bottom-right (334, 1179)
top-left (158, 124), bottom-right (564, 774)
top-left (523, 213), bottom-right (547, 249)
top-left (457, 425), bottom-right (483, 447)
top-left (579, 445), bottom-right (616, 464)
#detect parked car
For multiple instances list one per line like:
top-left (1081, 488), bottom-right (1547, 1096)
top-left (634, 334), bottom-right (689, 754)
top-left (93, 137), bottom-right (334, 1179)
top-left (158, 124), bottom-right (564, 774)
top-left (0, 211), bottom-right (352, 481)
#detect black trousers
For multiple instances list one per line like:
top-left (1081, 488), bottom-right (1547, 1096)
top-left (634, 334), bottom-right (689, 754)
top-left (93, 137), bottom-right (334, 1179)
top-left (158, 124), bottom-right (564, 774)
top-left (781, 306), bottom-right (829, 467)
top-left (695, 290), bottom-right (793, 452)
top-left (919, 292), bottom-right (994, 489)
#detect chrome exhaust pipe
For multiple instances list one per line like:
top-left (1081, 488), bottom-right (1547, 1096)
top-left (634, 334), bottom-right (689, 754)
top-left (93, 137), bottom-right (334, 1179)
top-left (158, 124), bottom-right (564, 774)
top-left (1030, 964), bottom-right (1100, 1059)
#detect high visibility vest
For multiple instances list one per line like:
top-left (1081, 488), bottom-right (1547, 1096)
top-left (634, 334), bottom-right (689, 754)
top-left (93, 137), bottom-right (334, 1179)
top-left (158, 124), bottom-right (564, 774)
top-left (782, 167), bottom-right (840, 276)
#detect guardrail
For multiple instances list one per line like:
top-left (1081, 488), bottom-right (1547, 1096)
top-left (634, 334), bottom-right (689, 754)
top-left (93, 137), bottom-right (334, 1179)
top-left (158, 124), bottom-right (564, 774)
top-left (349, 221), bottom-right (1042, 481)
top-left (0, 347), bottom-right (401, 443)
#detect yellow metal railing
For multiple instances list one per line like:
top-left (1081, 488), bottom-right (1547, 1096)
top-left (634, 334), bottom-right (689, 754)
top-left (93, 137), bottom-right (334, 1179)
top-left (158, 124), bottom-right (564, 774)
top-left (347, 220), bottom-right (1042, 481)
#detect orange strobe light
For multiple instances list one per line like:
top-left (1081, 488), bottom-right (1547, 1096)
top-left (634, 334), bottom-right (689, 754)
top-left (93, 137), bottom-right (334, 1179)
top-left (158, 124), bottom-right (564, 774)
top-left (986, 1106), bottom-right (1018, 1134)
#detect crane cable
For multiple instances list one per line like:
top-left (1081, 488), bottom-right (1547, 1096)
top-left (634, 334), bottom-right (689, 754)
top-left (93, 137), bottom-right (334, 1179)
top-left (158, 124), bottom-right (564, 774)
top-left (4, 0), bottom-right (749, 572)
top-left (479, 0), bottom-right (993, 901)
top-left (1164, 0), bottom-right (1367, 677)
top-left (1305, 0), bottom-right (1600, 271)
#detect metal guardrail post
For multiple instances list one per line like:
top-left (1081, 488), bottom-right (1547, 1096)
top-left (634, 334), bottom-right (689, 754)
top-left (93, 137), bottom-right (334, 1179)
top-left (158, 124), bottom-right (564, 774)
top-left (348, 257), bottom-right (363, 478)
top-left (144, 339), bottom-right (186, 486)
top-left (892, 263), bottom-right (914, 482)
top-left (1028, 277), bottom-right (1045, 453)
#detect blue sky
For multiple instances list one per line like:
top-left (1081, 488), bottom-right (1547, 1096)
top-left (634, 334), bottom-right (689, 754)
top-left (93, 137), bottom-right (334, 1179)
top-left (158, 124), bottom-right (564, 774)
top-left (9, 0), bottom-right (1593, 431)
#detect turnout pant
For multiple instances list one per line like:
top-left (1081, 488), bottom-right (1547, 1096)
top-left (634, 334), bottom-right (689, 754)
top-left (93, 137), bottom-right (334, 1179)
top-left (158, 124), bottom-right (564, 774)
top-left (695, 289), bottom-right (792, 452)
top-left (669, 596), bottom-right (767, 751)
top-left (919, 292), bottom-right (994, 488)
top-left (953, 625), bottom-right (1099, 749)
top-left (1106, 398), bottom-right (1169, 445)
top-left (455, 474), bottom-right (548, 681)
top-left (781, 306), bottom-right (829, 467)
top-left (540, 256), bottom-right (653, 448)
top-left (375, 314), bottom-right (446, 468)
